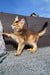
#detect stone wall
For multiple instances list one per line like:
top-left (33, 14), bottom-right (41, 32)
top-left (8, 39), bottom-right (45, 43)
top-left (0, 12), bottom-right (50, 51)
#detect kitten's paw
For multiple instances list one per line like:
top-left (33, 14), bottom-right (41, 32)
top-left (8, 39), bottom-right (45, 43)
top-left (27, 49), bottom-right (36, 53)
top-left (31, 50), bottom-right (36, 53)
top-left (2, 33), bottom-right (10, 37)
top-left (27, 49), bottom-right (32, 51)
top-left (14, 52), bottom-right (21, 56)
top-left (2, 33), bottom-right (4, 35)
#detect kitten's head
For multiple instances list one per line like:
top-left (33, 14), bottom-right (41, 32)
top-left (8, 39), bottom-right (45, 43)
top-left (11, 16), bottom-right (25, 31)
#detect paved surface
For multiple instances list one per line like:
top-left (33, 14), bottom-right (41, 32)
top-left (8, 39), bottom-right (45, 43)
top-left (0, 47), bottom-right (50, 75)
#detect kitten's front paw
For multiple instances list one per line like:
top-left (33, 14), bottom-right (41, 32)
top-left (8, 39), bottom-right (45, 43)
top-left (2, 33), bottom-right (4, 35)
top-left (14, 52), bottom-right (21, 56)
top-left (2, 33), bottom-right (10, 37)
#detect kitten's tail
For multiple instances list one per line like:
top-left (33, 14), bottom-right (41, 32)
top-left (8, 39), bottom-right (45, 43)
top-left (38, 22), bottom-right (48, 37)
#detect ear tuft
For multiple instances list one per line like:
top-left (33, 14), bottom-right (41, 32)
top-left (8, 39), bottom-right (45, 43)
top-left (20, 19), bottom-right (25, 26)
top-left (15, 16), bottom-right (18, 21)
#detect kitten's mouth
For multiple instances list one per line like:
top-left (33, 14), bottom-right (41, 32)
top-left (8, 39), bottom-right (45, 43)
top-left (11, 25), bottom-right (18, 31)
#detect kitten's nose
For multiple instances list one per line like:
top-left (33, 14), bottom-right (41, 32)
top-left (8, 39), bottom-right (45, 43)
top-left (13, 24), bottom-right (15, 26)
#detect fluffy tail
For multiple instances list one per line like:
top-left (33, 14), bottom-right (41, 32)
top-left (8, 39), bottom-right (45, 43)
top-left (38, 22), bottom-right (48, 37)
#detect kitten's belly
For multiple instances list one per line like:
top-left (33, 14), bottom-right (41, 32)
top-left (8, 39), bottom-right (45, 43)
top-left (25, 41), bottom-right (33, 45)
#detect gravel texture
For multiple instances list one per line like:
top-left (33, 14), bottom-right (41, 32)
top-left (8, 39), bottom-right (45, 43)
top-left (0, 47), bottom-right (50, 75)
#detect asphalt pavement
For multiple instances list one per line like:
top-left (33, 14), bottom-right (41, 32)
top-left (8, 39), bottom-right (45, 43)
top-left (0, 47), bottom-right (50, 75)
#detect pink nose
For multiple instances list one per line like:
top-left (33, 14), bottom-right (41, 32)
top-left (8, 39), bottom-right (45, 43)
top-left (13, 24), bottom-right (15, 26)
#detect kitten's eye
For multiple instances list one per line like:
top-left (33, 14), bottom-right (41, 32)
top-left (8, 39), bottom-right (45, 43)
top-left (15, 21), bottom-right (19, 23)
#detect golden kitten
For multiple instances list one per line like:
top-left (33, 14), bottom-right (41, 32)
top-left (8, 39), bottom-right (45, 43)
top-left (2, 16), bottom-right (48, 56)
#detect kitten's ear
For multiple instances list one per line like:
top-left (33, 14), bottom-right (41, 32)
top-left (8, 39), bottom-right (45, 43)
top-left (15, 16), bottom-right (19, 21)
top-left (20, 19), bottom-right (25, 26)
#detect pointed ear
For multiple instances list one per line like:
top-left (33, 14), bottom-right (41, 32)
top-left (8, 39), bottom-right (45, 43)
top-left (15, 16), bottom-right (19, 21)
top-left (20, 19), bottom-right (25, 26)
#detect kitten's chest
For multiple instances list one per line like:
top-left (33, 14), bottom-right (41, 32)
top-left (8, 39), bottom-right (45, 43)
top-left (11, 34), bottom-right (19, 43)
top-left (11, 34), bottom-right (24, 43)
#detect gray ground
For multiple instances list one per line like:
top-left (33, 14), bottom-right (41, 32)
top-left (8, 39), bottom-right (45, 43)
top-left (0, 47), bottom-right (50, 75)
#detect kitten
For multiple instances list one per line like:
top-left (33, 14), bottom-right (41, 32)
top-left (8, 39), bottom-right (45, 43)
top-left (2, 16), bottom-right (48, 56)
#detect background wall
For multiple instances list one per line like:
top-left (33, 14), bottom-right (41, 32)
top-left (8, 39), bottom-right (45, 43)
top-left (0, 12), bottom-right (50, 51)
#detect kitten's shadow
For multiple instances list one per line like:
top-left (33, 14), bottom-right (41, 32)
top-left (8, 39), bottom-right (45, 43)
top-left (5, 40), bottom-right (32, 51)
top-left (5, 40), bottom-right (18, 50)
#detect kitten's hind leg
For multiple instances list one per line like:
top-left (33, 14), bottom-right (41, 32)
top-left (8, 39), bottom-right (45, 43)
top-left (2, 33), bottom-right (11, 37)
top-left (27, 43), bottom-right (37, 53)
top-left (14, 43), bottom-right (25, 56)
